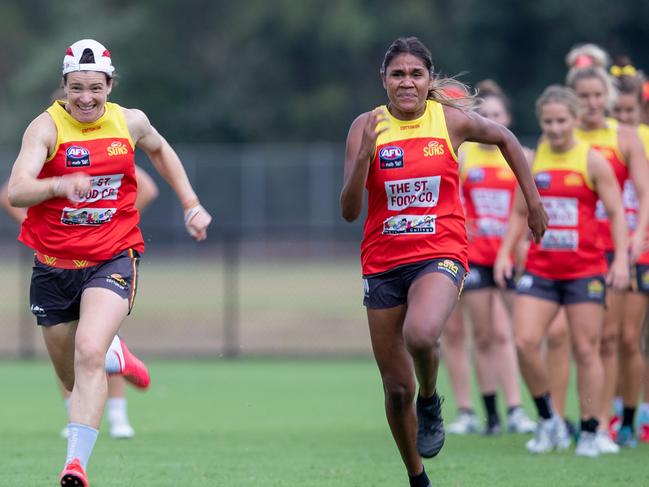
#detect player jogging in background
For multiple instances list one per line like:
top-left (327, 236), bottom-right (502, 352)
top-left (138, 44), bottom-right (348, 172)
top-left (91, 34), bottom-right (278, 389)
top-left (454, 79), bottom-right (536, 436)
top-left (6, 39), bottom-right (212, 486)
top-left (609, 62), bottom-right (649, 446)
top-left (341, 36), bottom-right (546, 487)
top-left (495, 85), bottom-right (629, 457)
top-left (564, 43), bottom-right (649, 453)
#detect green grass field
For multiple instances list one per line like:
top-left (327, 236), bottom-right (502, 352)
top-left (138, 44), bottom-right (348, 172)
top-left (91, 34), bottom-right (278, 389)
top-left (2, 359), bottom-right (648, 486)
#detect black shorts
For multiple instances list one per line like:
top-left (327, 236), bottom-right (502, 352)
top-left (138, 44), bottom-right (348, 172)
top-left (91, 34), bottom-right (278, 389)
top-left (515, 271), bottom-right (606, 306)
top-left (463, 263), bottom-right (516, 292)
top-left (605, 250), bottom-right (649, 294)
top-left (30, 249), bottom-right (140, 326)
top-left (363, 258), bottom-right (466, 309)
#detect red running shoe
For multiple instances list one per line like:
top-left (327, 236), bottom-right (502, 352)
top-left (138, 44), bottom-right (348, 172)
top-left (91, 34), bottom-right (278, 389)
top-left (608, 414), bottom-right (621, 442)
top-left (119, 341), bottom-right (151, 390)
top-left (639, 423), bottom-right (649, 443)
top-left (60, 458), bottom-right (89, 486)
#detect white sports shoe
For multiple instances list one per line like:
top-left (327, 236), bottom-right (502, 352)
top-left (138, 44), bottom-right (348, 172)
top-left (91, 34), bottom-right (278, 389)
top-left (555, 416), bottom-right (572, 450)
top-left (526, 417), bottom-right (556, 453)
top-left (109, 421), bottom-right (135, 439)
top-left (526, 415), bottom-right (568, 453)
top-left (575, 431), bottom-right (600, 457)
top-left (507, 407), bottom-right (536, 434)
top-left (447, 410), bottom-right (479, 435)
top-left (595, 430), bottom-right (620, 454)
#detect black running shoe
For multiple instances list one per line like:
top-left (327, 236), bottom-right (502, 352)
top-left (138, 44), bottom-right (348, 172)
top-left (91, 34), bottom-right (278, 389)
top-left (416, 392), bottom-right (445, 458)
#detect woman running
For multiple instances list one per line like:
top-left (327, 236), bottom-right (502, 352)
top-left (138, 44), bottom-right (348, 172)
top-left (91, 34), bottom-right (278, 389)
top-left (341, 36), bottom-right (546, 486)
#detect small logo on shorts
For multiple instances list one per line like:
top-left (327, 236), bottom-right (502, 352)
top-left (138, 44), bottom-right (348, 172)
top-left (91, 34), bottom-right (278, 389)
top-left (363, 278), bottom-right (369, 298)
top-left (587, 279), bottom-right (604, 298)
top-left (516, 274), bottom-right (533, 291)
top-left (642, 270), bottom-right (649, 290)
top-left (30, 304), bottom-right (46, 316)
top-left (66, 146), bottom-right (90, 167)
top-left (106, 273), bottom-right (127, 290)
top-left (437, 259), bottom-right (459, 276)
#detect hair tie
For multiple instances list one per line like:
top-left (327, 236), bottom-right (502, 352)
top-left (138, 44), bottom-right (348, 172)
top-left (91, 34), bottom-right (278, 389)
top-left (610, 64), bottom-right (638, 77)
top-left (573, 54), bottom-right (594, 68)
top-left (642, 81), bottom-right (649, 103)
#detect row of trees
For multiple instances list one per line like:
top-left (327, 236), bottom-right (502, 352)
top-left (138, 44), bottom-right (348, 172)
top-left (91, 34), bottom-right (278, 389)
top-left (1, 0), bottom-right (649, 144)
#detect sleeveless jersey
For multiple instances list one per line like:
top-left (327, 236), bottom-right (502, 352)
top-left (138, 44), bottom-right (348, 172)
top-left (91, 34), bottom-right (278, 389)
top-left (460, 143), bottom-right (516, 266)
top-left (633, 124), bottom-right (649, 265)
top-left (575, 119), bottom-right (629, 251)
top-left (19, 101), bottom-right (144, 261)
top-left (526, 140), bottom-right (605, 279)
top-left (361, 100), bottom-right (468, 275)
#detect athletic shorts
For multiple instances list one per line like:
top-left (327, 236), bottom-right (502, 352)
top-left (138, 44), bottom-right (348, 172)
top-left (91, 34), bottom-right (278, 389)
top-left (363, 258), bottom-right (466, 309)
top-left (463, 263), bottom-right (516, 292)
top-left (515, 271), bottom-right (606, 306)
top-left (30, 249), bottom-right (140, 326)
top-left (605, 250), bottom-right (649, 294)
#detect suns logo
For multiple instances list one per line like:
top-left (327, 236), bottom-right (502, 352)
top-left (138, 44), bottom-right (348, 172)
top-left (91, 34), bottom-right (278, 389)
top-left (423, 140), bottom-right (445, 157)
top-left (107, 141), bottom-right (129, 157)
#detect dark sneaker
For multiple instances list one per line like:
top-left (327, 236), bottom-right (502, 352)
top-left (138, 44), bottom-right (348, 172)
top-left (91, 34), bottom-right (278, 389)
top-left (416, 392), bottom-right (445, 458)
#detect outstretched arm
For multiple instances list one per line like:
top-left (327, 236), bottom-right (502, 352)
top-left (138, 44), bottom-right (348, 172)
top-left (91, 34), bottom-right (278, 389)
top-left (125, 108), bottom-right (211, 241)
top-left (445, 107), bottom-right (547, 243)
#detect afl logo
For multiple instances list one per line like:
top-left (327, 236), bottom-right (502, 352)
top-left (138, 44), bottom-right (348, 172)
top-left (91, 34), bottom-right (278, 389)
top-left (65, 146), bottom-right (90, 167)
top-left (379, 146), bottom-right (404, 169)
top-left (534, 172), bottom-right (552, 190)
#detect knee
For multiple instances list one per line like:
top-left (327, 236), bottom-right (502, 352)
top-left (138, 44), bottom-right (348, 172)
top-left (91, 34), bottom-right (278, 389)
top-left (619, 331), bottom-right (641, 356)
top-left (74, 339), bottom-right (107, 373)
top-left (474, 330), bottom-right (492, 353)
top-left (514, 334), bottom-right (538, 360)
top-left (600, 328), bottom-right (620, 357)
top-left (572, 340), bottom-right (599, 367)
top-left (383, 380), bottom-right (415, 414)
top-left (404, 321), bottom-right (441, 355)
top-left (547, 326), bottom-right (569, 350)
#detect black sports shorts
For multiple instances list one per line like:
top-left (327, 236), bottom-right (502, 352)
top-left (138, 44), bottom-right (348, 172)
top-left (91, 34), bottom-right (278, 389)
top-left (29, 249), bottom-right (140, 326)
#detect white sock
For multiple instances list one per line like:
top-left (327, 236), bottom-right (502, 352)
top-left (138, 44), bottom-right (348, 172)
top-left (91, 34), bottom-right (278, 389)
top-left (107, 398), bottom-right (129, 425)
top-left (104, 336), bottom-right (124, 374)
top-left (65, 423), bottom-right (99, 470)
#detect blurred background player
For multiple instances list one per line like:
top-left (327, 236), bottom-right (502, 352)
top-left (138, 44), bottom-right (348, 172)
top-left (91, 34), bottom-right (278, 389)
top-left (446, 79), bottom-right (535, 436)
top-left (495, 85), bottom-right (629, 457)
top-left (608, 60), bottom-right (649, 446)
top-left (341, 36), bottom-right (546, 487)
top-left (7, 38), bottom-right (211, 486)
top-left (564, 43), bottom-right (649, 451)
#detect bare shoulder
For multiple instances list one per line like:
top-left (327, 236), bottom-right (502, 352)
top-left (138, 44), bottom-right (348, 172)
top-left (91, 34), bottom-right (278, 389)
top-left (120, 107), bottom-right (152, 141)
top-left (587, 147), bottom-right (611, 175)
top-left (442, 104), bottom-right (472, 131)
top-left (24, 112), bottom-right (57, 147)
top-left (346, 111), bottom-right (371, 140)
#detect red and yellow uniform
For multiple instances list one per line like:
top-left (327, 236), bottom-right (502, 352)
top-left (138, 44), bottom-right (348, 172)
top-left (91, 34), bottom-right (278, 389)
top-left (19, 101), bottom-right (144, 262)
top-left (575, 119), bottom-right (630, 252)
top-left (460, 143), bottom-right (516, 266)
top-left (525, 140), bottom-right (605, 280)
top-left (361, 100), bottom-right (467, 275)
